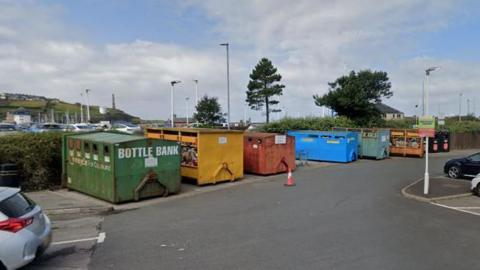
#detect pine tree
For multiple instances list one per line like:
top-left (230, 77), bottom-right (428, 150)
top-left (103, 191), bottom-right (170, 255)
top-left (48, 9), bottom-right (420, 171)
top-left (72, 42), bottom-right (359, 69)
top-left (246, 58), bottom-right (285, 123)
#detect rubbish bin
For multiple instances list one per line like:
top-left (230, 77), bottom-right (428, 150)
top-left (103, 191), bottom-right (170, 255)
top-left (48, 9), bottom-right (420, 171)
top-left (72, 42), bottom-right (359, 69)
top-left (0, 163), bottom-right (19, 187)
top-left (429, 136), bottom-right (439, 153)
top-left (62, 132), bottom-right (181, 203)
top-left (333, 128), bottom-right (390, 160)
top-left (287, 130), bottom-right (358, 163)
top-left (145, 128), bottom-right (244, 185)
top-left (244, 133), bottom-right (296, 175)
top-left (437, 130), bottom-right (450, 152)
top-left (390, 129), bottom-right (424, 158)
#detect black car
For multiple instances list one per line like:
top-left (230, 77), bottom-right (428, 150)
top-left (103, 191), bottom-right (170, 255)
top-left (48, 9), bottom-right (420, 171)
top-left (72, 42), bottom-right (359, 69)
top-left (444, 152), bottom-right (480, 179)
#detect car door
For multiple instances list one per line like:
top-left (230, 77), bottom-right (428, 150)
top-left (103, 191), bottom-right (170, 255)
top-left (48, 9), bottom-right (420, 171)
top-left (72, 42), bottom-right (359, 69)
top-left (463, 153), bottom-right (480, 176)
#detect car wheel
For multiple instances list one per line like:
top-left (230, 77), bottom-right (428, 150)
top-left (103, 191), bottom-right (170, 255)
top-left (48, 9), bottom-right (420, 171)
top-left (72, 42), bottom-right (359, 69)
top-left (448, 166), bottom-right (461, 179)
top-left (474, 183), bottom-right (480, 196)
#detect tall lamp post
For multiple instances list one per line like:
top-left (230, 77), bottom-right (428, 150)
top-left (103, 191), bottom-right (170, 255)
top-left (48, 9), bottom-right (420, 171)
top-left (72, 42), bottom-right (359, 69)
top-left (459, 93), bottom-right (463, 121)
top-left (170, 80), bottom-right (181, 127)
top-left (80, 93), bottom-right (84, 123)
top-left (193, 79), bottom-right (199, 107)
top-left (220, 43), bottom-right (230, 130)
top-left (424, 66), bottom-right (438, 195)
top-left (85, 89), bottom-right (91, 123)
top-left (185, 97), bottom-right (190, 126)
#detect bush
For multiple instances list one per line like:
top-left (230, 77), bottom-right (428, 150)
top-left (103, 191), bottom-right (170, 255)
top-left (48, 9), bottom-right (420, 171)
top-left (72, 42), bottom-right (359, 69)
top-left (0, 132), bottom-right (63, 191)
top-left (445, 120), bottom-right (480, 133)
top-left (259, 116), bottom-right (357, 133)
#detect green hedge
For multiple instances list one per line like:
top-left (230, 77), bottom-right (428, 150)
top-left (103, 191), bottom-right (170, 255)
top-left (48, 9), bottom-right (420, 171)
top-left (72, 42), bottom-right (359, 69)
top-left (0, 132), bottom-right (63, 191)
top-left (259, 116), bottom-right (357, 133)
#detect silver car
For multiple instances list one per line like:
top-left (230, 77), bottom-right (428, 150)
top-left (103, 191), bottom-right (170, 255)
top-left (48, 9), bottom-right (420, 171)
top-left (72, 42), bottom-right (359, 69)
top-left (0, 188), bottom-right (52, 270)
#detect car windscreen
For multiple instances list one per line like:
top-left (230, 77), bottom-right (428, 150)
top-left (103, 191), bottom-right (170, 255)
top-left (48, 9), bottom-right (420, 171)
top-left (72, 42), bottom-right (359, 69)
top-left (469, 153), bottom-right (480, 162)
top-left (0, 193), bottom-right (36, 218)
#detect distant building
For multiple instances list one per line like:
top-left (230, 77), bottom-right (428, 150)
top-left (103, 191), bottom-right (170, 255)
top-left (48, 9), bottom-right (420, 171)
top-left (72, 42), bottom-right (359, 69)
top-left (375, 103), bottom-right (404, 120)
top-left (5, 107), bottom-right (32, 124)
top-left (0, 93), bottom-right (6, 100)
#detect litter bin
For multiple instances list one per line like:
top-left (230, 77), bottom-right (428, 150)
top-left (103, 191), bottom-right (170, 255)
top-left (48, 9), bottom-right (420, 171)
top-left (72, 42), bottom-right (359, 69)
top-left (62, 132), bottom-right (181, 203)
top-left (287, 130), bottom-right (358, 163)
top-left (145, 128), bottom-right (244, 185)
top-left (333, 128), bottom-right (390, 160)
top-left (429, 136), bottom-right (439, 153)
top-left (244, 133), bottom-right (296, 175)
top-left (390, 129), bottom-right (424, 158)
top-left (437, 130), bottom-right (450, 152)
top-left (0, 163), bottom-right (19, 187)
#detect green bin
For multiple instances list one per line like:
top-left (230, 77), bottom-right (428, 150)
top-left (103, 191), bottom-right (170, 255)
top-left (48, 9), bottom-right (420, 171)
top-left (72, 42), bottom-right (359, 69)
top-left (333, 128), bottom-right (390, 159)
top-left (62, 132), bottom-right (181, 203)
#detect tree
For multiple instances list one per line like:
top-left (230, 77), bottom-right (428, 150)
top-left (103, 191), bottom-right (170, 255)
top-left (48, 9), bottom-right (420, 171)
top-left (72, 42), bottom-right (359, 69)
top-left (194, 95), bottom-right (225, 126)
top-left (246, 58), bottom-right (285, 123)
top-left (313, 70), bottom-right (392, 125)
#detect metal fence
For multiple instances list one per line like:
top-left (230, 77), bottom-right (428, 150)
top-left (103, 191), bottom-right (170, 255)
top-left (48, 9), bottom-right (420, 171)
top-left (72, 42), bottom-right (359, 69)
top-left (451, 132), bottom-right (480, 150)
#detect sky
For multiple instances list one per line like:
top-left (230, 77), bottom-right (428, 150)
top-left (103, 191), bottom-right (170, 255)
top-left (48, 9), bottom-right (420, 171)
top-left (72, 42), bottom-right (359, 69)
top-left (0, 0), bottom-right (479, 121)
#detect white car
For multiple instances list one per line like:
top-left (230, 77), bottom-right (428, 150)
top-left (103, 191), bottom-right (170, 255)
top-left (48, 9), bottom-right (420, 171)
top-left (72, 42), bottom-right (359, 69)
top-left (64, 123), bottom-right (96, 132)
top-left (0, 188), bottom-right (52, 270)
top-left (111, 122), bottom-right (141, 134)
top-left (471, 174), bottom-right (480, 196)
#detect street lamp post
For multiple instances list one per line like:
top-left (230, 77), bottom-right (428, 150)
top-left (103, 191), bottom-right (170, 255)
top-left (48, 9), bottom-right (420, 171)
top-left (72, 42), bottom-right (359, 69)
top-left (85, 89), bottom-right (91, 123)
top-left (424, 67), bottom-right (438, 195)
top-left (193, 79), bottom-right (199, 107)
top-left (170, 80), bottom-right (181, 127)
top-left (185, 97), bottom-right (190, 126)
top-left (80, 93), bottom-right (84, 123)
top-left (459, 93), bottom-right (463, 121)
top-left (220, 43), bottom-right (230, 130)
top-left (467, 98), bottom-right (471, 116)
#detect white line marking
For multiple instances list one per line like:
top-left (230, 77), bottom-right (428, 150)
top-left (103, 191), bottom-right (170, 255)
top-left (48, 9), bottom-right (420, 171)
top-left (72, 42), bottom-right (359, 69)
top-left (97, 232), bottom-right (106, 243)
top-left (455, 207), bottom-right (480, 209)
top-left (51, 232), bottom-right (106, 246)
top-left (430, 202), bottom-right (480, 217)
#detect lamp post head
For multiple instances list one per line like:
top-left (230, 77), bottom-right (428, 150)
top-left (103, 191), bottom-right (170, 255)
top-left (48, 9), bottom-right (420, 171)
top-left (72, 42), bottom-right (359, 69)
top-left (220, 43), bottom-right (229, 47)
top-left (425, 67), bottom-right (439, 76)
top-left (171, 80), bottom-right (181, 86)
top-left (193, 79), bottom-right (198, 83)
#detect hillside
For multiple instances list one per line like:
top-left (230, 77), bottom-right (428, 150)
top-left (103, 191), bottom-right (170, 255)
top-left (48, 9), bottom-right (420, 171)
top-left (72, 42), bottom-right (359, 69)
top-left (0, 99), bottom-right (141, 123)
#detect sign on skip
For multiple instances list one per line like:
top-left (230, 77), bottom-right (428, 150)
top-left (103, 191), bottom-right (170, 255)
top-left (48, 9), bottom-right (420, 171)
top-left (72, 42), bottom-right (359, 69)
top-left (118, 146), bottom-right (179, 159)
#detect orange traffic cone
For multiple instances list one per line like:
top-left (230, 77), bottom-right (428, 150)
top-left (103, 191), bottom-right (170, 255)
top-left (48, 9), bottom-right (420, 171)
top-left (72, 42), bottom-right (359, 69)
top-left (284, 169), bottom-right (296, 187)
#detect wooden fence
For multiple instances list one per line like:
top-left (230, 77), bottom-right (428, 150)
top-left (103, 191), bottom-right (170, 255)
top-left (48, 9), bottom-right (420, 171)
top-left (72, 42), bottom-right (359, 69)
top-left (451, 132), bottom-right (480, 150)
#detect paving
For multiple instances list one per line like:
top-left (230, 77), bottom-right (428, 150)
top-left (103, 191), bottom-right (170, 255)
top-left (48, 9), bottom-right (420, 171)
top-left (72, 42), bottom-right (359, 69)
top-left (89, 152), bottom-right (480, 270)
top-left (403, 176), bottom-right (471, 200)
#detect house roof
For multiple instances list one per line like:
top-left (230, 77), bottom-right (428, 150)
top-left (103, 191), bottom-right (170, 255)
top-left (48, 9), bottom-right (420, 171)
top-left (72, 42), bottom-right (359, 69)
top-left (374, 103), bottom-right (403, 114)
top-left (11, 107), bottom-right (31, 115)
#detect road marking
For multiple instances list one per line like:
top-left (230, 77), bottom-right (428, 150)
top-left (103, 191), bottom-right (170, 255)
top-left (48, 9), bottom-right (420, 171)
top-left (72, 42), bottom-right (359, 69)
top-left (430, 202), bottom-right (480, 217)
top-left (455, 207), bottom-right (480, 209)
top-left (97, 232), bottom-right (106, 243)
top-left (51, 232), bottom-right (106, 246)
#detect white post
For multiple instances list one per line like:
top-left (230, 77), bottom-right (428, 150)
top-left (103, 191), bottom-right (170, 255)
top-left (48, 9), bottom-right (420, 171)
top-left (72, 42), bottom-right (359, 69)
top-left (194, 80), bottom-right (198, 107)
top-left (424, 72), bottom-right (430, 195)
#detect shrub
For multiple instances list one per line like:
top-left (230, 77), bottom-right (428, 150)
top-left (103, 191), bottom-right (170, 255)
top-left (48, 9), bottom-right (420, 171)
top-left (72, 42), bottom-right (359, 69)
top-left (0, 132), bottom-right (63, 191)
top-left (259, 116), bottom-right (357, 133)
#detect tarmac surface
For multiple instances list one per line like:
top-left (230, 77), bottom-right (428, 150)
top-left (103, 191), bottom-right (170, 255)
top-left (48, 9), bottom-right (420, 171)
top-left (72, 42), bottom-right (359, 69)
top-left (404, 176), bottom-right (471, 199)
top-left (88, 153), bottom-right (480, 270)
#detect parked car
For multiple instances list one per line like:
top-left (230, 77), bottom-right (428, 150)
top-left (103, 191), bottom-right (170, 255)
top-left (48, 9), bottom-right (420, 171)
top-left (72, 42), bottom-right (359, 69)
top-left (29, 123), bottom-right (64, 133)
top-left (471, 174), bottom-right (480, 196)
top-left (0, 123), bottom-right (18, 137)
top-left (64, 123), bottom-right (96, 132)
top-left (444, 152), bottom-right (480, 179)
top-left (0, 187), bottom-right (52, 270)
top-left (111, 122), bottom-right (141, 134)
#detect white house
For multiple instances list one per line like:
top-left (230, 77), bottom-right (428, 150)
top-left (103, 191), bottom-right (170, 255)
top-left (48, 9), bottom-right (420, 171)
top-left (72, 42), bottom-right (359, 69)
top-left (6, 107), bottom-right (32, 124)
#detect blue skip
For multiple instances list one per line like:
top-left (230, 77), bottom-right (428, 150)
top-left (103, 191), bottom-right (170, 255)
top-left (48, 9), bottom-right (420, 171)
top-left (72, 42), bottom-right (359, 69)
top-left (287, 130), bottom-right (358, 163)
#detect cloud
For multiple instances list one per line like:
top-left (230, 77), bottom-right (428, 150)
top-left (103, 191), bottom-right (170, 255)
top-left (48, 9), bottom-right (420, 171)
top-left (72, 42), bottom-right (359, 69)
top-left (0, 0), bottom-right (479, 121)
